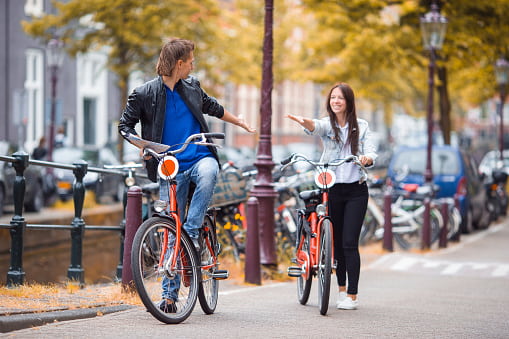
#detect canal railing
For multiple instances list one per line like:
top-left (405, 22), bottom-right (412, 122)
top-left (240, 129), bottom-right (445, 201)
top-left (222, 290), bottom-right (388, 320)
top-left (0, 151), bottom-right (147, 287)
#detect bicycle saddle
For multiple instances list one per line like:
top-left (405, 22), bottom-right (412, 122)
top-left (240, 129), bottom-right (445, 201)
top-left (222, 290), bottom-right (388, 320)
top-left (299, 189), bottom-right (321, 200)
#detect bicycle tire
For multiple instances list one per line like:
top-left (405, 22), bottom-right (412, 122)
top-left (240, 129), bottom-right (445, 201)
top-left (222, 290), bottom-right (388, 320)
top-left (317, 219), bottom-right (332, 315)
top-left (447, 204), bottom-right (462, 241)
top-left (297, 218), bottom-right (312, 305)
top-left (393, 206), bottom-right (442, 250)
top-left (131, 216), bottom-right (199, 324)
top-left (277, 206), bottom-right (298, 245)
top-left (216, 206), bottom-right (245, 260)
top-left (198, 214), bottom-right (219, 314)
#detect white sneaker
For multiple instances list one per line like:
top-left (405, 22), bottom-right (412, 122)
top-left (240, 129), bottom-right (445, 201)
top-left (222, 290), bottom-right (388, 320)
top-left (337, 296), bottom-right (358, 310)
top-left (338, 291), bottom-right (347, 302)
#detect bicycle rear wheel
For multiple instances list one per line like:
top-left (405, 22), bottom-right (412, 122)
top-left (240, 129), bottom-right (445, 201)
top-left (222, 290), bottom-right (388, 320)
top-left (317, 219), bottom-right (332, 315)
top-left (198, 214), bottom-right (219, 314)
top-left (131, 217), bottom-right (199, 324)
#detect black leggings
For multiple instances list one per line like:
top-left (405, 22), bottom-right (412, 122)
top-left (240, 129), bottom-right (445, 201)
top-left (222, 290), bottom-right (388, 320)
top-left (329, 181), bottom-right (368, 295)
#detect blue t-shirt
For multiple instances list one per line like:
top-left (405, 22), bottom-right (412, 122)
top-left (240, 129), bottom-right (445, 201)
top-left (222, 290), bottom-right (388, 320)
top-left (162, 86), bottom-right (212, 171)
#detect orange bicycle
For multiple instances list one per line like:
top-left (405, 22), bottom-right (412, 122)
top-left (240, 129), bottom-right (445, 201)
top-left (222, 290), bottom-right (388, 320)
top-left (283, 153), bottom-right (367, 315)
top-left (122, 131), bottom-right (228, 324)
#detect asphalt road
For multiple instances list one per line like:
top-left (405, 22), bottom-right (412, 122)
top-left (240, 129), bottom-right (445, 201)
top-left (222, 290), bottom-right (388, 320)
top-left (3, 219), bottom-right (509, 338)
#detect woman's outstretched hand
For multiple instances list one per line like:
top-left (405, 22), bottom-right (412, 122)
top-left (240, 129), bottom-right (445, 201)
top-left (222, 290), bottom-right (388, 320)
top-left (286, 114), bottom-right (315, 132)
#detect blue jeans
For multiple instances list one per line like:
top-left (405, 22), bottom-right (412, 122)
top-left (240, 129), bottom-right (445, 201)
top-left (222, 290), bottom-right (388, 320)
top-left (160, 156), bottom-right (219, 300)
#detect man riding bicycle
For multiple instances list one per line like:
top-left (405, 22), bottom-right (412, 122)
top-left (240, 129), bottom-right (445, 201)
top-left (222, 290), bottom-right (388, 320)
top-left (119, 38), bottom-right (255, 312)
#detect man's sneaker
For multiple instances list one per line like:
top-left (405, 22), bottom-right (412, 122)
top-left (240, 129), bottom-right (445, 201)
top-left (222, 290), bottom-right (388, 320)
top-left (158, 299), bottom-right (177, 313)
top-left (338, 291), bottom-right (347, 303)
top-left (337, 296), bottom-right (358, 310)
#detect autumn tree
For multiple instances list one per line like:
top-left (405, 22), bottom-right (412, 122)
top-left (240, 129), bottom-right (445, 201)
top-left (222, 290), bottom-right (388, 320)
top-left (22, 0), bottom-right (224, 158)
top-left (294, 0), bottom-right (509, 144)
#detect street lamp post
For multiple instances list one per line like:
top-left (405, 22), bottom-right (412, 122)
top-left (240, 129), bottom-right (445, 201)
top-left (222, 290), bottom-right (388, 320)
top-left (46, 38), bottom-right (65, 162)
top-left (495, 57), bottom-right (509, 161)
top-left (250, 0), bottom-right (278, 268)
top-left (420, 1), bottom-right (447, 250)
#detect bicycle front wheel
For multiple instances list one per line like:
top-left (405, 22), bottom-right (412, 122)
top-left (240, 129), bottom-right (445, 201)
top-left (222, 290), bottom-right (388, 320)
top-left (198, 214), bottom-right (219, 314)
top-left (131, 217), bottom-right (200, 324)
top-left (317, 218), bottom-right (332, 315)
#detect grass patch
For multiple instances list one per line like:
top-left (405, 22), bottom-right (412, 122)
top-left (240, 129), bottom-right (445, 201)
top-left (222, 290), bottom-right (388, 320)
top-left (0, 281), bottom-right (142, 314)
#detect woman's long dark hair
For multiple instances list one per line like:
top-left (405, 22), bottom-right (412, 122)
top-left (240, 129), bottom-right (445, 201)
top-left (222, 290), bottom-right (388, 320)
top-left (326, 83), bottom-right (359, 155)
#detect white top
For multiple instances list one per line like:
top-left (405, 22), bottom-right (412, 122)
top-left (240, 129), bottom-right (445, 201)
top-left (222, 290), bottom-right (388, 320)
top-left (305, 118), bottom-right (378, 184)
top-left (334, 123), bottom-right (361, 183)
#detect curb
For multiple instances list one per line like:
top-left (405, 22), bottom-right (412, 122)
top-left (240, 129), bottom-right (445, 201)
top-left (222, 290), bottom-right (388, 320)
top-left (0, 304), bottom-right (135, 333)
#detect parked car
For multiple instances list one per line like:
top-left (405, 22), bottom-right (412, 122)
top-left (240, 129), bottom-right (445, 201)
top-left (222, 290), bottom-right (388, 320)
top-left (386, 145), bottom-right (491, 234)
top-left (52, 146), bottom-right (124, 203)
top-left (478, 149), bottom-right (509, 177)
top-left (0, 142), bottom-right (57, 216)
top-left (478, 149), bottom-right (509, 221)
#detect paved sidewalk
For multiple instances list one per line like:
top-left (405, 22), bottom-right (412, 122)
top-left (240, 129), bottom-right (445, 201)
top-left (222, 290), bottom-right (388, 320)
top-left (0, 227), bottom-right (459, 334)
top-left (0, 276), bottom-right (262, 333)
top-left (0, 242), bottom-right (387, 333)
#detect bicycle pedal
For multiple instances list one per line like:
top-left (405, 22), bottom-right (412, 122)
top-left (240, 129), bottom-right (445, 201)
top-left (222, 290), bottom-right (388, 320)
top-left (287, 266), bottom-right (303, 277)
top-left (212, 270), bottom-right (229, 280)
top-left (291, 258), bottom-right (298, 264)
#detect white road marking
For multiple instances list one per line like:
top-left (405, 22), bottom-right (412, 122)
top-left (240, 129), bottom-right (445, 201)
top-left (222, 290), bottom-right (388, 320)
top-left (491, 264), bottom-right (509, 277)
top-left (390, 257), bottom-right (418, 271)
top-left (440, 263), bottom-right (463, 275)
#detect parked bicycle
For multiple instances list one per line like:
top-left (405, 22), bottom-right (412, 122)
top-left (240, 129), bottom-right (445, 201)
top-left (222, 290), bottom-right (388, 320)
top-left (210, 162), bottom-right (256, 261)
top-left (359, 182), bottom-right (446, 250)
top-left (284, 153), bottom-right (367, 315)
top-left (484, 169), bottom-right (508, 222)
top-left (121, 131), bottom-right (228, 324)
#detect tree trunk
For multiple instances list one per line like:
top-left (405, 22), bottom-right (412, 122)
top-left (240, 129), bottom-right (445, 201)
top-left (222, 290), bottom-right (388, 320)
top-left (437, 65), bottom-right (451, 145)
top-left (117, 75), bottom-right (128, 163)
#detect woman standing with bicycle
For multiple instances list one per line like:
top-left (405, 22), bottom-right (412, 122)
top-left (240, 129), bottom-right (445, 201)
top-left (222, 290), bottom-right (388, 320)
top-left (287, 82), bottom-right (377, 310)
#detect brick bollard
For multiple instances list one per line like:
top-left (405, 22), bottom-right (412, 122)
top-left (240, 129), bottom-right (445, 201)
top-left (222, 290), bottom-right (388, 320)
top-left (382, 186), bottom-right (394, 252)
top-left (245, 197), bottom-right (261, 285)
top-left (122, 186), bottom-right (143, 292)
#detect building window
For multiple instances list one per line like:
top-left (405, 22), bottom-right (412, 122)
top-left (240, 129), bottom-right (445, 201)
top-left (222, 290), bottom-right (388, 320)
top-left (25, 49), bottom-right (44, 148)
top-left (24, 0), bottom-right (43, 17)
top-left (83, 98), bottom-right (97, 145)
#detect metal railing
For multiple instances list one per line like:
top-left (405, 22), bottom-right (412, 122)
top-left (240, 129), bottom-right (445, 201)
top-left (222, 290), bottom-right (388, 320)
top-left (0, 151), bottom-right (147, 287)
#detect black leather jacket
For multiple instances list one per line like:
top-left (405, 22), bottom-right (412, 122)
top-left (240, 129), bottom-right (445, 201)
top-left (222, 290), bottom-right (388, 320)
top-left (118, 76), bottom-right (224, 182)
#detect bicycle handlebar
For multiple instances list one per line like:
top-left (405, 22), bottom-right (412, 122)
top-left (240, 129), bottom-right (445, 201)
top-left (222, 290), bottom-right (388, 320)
top-left (280, 152), bottom-right (368, 183)
top-left (120, 131), bottom-right (225, 160)
top-left (281, 153), bottom-right (361, 169)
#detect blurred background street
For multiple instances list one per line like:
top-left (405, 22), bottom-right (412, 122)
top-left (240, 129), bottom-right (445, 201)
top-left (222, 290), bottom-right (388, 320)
top-left (1, 1), bottom-right (509, 336)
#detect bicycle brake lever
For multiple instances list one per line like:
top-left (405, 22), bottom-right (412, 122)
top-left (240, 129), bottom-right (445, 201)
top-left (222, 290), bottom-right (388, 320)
top-left (195, 141), bottom-right (222, 148)
top-left (359, 171), bottom-right (368, 184)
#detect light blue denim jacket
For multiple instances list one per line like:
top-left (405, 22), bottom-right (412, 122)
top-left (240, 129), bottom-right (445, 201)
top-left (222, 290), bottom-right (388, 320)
top-left (305, 117), bottom-right (378, 167)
